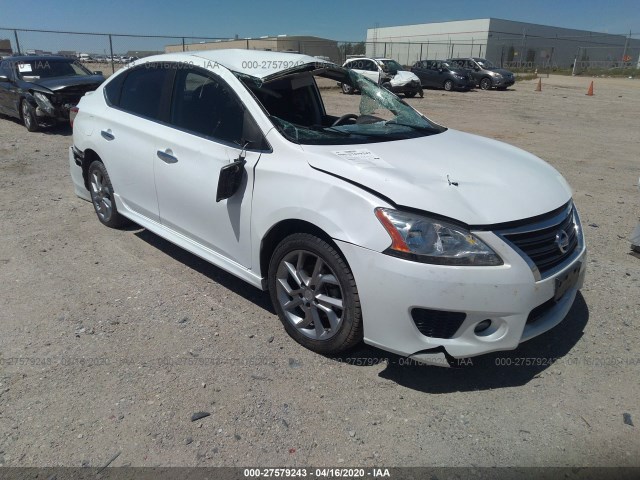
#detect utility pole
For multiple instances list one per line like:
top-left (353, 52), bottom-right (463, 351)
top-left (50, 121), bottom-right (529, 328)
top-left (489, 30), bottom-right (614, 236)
top-left (521, 28), bottom-right (527, 68)
top-left (14, 29), bottom-right (21, 55)
top-left (372, 22), bottom-right (379, 58)
top-left (621, 29), bottom-right (631, 68)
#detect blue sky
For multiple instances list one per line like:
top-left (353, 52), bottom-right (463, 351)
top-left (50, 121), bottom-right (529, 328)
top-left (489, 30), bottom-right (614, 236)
top-left (1, 0), bottom-right (638, 54)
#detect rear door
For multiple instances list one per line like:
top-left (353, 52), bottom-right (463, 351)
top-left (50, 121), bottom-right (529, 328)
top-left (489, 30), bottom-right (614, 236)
top-left (96, 64), bottom-right (173, 222)
top-left (153, 66), bottom-right (264, 267)
top-left (411, 61), bottom-right (429, 86)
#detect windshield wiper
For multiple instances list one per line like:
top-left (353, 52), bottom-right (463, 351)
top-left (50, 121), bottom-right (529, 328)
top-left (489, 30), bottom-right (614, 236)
top-left (384, 121), bottom-right (442, 133)
top-left (308, 125), bottom-right (351, 136)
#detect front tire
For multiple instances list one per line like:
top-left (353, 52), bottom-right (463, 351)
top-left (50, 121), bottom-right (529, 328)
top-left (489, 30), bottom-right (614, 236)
top-left (404, 91), bottom-right (417, 98)
top-left (88, 160), bottom-right (129, 228)
top-left (480, 77), bottom-right (492, 90)
top-left (21, 100), bottom-right (39, 132)
top-left (268, 233), bottom-right (362, 354)
top-left (341, 83), bottom-right (353, 95)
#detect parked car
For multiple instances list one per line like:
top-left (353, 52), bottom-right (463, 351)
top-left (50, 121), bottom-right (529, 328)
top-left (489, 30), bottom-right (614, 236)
top-left (447, 57), bottom-right (515, 90)
top-left (341, 57), bottom-right (422, 97)
top-left (0, 55), bottom-right (105, 131)
top-left (69, 49), bottom-right (586, 367)
top-left (411, 60), bottom-right (475, 91)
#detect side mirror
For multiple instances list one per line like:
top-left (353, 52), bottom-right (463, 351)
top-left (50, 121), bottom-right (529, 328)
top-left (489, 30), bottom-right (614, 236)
top-left (438, 68), bottom-right (443, 73)
top-left (216, 156), bottom-right (246, 202)
top-left (93, 71), bottom-right (103, 75)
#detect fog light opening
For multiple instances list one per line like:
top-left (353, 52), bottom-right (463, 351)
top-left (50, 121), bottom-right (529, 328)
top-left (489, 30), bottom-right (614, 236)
top-left (474, 319), bottom-right (493, 335)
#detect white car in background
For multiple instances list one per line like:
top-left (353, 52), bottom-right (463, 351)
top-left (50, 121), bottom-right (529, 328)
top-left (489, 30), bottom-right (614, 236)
top-left (342, 56), bottom-right (423, 98)
top-left (69, 49), bottom-right (586, 367)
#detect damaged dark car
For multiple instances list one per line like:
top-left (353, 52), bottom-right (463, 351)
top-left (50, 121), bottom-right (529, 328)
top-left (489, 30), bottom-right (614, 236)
top-left (0, 56), bottom-right (105, 132)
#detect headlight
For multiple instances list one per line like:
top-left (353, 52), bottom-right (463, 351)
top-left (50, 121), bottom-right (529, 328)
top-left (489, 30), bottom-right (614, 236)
top-left (33, 91), bottom-right (55, 115)
top-left (374, 208), bottom-right (503, 266)
top-left (493, 73), bottom-right (503, 79)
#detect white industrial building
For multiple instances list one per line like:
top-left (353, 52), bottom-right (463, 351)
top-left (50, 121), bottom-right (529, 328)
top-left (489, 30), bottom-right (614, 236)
top-left (366, 18), bottom-right (640, 70)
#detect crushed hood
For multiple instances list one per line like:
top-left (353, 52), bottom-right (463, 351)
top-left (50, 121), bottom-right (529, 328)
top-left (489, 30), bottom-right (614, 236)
top-left (28, 75), bottom-right (104, 92)
top-left (389, 70), bottom-right (420, 87)
top-left (302, 129), bottom-right (572, 226)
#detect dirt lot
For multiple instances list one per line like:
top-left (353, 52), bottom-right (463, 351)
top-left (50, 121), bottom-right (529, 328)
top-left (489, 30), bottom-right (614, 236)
top-left (0, 75), bottom-right (639, 469)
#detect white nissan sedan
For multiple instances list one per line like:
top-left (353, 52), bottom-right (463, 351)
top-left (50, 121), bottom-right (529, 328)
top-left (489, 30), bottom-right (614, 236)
top-left (69, 49), bottom-right (586, 367)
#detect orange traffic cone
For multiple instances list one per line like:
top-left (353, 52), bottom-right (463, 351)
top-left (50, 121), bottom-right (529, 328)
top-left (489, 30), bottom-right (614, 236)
top-left (586, 81), bottom-right (594, 96)
top-left (535, 78), bottom-right (542, 92)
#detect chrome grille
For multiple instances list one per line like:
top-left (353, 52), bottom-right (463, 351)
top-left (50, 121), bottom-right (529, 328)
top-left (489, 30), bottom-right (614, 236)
top-left (498, 203), bottom-right (581, 279)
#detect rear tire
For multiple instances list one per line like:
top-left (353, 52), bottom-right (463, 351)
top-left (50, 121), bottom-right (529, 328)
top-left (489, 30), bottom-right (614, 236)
top-left (268, 233), bottom-right (363, 354)
top-left (443, 80), bottom-right (454, 91)
top-left (88, 160), bottom-right (129, 229)
top-left (21, 100), bottom-right (39, 132)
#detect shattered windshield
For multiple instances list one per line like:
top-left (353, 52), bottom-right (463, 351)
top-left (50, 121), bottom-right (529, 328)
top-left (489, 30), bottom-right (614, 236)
top-left (378, 59), bottom-right (403, 74)
top-left (15, 59), bottom-right (92, 80)
top-left (239, 66), bottom-right (444, 145)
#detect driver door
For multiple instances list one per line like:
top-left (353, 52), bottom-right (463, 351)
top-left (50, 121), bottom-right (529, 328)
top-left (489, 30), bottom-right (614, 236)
top-left (153, 67), bottom-right (264, 267)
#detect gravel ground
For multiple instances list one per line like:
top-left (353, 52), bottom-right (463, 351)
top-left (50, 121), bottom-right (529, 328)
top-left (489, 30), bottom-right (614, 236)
top-left (0, 74), bottom-right (638, 469)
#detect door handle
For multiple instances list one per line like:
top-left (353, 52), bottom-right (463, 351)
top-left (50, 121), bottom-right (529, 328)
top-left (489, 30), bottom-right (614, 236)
top-left (101, 129), bottom-right (115, 141)
top-left (157, 149), bottom-right (178, 164)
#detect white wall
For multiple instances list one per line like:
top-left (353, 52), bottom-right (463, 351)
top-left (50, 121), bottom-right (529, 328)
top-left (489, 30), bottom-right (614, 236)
top-left (366, 19), bottom-right (490, 64)
top-left (364, 18), bottom-right (640, 68)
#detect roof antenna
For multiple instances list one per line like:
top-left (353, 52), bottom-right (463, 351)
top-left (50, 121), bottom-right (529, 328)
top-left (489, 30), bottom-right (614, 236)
top-left (447, 175), bottom-right (459, 187)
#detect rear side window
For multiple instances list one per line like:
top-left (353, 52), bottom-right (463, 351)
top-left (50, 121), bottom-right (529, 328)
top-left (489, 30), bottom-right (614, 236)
top-left (103, 72), bottom-right (125, 106)
top-left (119, 65), bottom-right (171, 120)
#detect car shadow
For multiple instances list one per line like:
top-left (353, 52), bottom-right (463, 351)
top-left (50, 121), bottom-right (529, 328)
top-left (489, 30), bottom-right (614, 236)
top-left (0, 113), bottom-right (72, 136)
top-left (133, 228), bottom-right (275, 314)
top-left (329, 292), bottom-right (588, 393)
top-left (421, 88), bottom-right (477, 93)
top-left (44, 123), bottom-right (72, 136)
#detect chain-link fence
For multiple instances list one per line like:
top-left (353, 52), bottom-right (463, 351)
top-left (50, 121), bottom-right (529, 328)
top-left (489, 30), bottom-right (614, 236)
top-left (0, 28), bottom-right (232, 76)
top-left (1, 27), bottom-right (638, 75)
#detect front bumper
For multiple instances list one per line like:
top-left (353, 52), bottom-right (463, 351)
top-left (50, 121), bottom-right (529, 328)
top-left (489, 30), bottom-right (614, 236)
top-left (388, 80), bottom-right (422, 94)
top-left (336, 228), bottom-right (586, 366)
top-left (34, 103), bottom-right (74, 123)
top-left (493, 76), bottom-right (515, 87)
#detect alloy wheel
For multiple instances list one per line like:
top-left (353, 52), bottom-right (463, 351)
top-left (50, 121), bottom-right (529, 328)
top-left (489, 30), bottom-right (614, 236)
top-left (90, 169), bottom-right (113, 222)
top-left (275, 249), bottom-right (345, 341)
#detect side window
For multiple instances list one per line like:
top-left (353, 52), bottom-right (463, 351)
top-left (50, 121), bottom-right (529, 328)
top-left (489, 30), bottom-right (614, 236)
top-left (347, 60), bottom-right (368, 71)
top-left (170, 68), bottom-right (244, 145)
top-left (119, 65), bottom-right (171, 120)
top-left (0, 60), bottom-right (14, 80)
top-left (366, 60), bottom-right (378, 72)
top-left (103, 71), bottom-right (126, 106)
